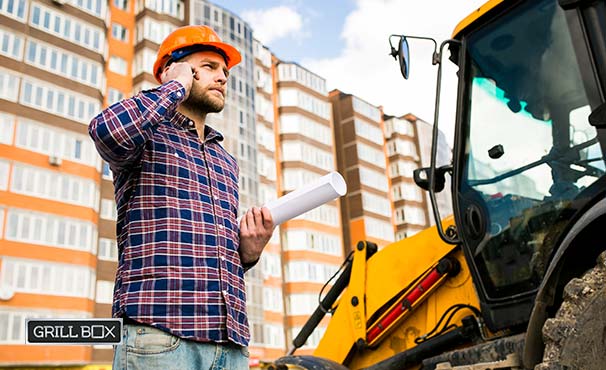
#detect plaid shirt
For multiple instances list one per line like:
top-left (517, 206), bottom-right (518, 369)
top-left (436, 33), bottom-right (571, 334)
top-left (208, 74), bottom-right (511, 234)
top-left (89, 80), bottom-right (250, 346)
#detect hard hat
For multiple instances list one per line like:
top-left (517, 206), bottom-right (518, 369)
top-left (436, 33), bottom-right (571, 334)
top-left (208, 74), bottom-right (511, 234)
top-left (153, 25), bottom-right (242, 83)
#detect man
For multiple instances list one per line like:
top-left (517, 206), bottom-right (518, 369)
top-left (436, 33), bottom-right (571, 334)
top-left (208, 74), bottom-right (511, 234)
top-left (89, 25), bottom-right (274, 369)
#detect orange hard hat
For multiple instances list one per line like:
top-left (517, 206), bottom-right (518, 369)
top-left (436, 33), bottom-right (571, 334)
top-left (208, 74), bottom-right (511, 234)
top-left (153, 25), bottom-right (242, 83)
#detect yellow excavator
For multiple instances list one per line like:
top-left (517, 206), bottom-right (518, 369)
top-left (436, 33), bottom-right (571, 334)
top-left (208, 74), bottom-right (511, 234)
top-left (267, 0), bottom-right (606, 369)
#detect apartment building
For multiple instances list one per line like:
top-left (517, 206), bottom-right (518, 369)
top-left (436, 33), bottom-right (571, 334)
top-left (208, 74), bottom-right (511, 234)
top-left (0, 0), bottom-right (106, 366)
top-left (248, 39), bottom-right (286, 362)
top-left (384, 114), bottom-right (432, 239)
top-left (270, 60), bottom-right (345, 354)
top-left (330, 90), bottom-right (395, 252)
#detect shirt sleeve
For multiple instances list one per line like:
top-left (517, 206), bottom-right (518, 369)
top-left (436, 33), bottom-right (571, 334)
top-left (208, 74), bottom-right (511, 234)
top-left (88, 80), bottom-right (186, 172)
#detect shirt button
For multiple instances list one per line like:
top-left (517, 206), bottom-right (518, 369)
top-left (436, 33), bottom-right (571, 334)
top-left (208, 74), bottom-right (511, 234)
top-left (176, 91), bottom-right (182, 98)
top-left (222, 290), bottom-right (228, 296)
top-left (220, 256), bottom-right (226, 261)
top-left (218, 224), bottom-right (224, 230)
top-left (188, 121), bottom-right (194, 127)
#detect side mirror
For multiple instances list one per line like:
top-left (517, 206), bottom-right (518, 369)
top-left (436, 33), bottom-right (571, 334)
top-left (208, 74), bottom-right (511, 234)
top-left (398, 37), bottom-right (410, 79)
top-left (413, 165), bottom-right (451, 193)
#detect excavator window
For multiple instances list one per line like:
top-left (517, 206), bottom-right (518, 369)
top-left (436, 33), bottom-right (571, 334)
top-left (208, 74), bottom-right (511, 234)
top-left (458, 0), bottom-right (605, 299)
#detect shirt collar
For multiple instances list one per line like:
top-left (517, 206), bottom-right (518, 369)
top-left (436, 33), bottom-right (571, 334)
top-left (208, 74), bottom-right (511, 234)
top-left (171, 111), bottom-right (224, 142)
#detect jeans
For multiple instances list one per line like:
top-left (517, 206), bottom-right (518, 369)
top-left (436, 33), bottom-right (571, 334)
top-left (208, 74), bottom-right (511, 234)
top-left (113, 323), bottom-right (250, 370)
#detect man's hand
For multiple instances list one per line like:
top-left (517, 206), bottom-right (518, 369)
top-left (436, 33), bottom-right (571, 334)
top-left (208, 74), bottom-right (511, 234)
top-left (160, 61), bottom-right (199, 99)
top-left (239, 207), bottom-right (274, 266)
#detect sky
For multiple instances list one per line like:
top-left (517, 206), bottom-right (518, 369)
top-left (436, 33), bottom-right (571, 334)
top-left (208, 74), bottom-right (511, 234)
top-left (215, 0), bottom-right (487, 145)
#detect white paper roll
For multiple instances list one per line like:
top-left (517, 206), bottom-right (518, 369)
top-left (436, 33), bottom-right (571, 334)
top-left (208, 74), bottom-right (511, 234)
top-left (263, 171), bottom-right (347, 226)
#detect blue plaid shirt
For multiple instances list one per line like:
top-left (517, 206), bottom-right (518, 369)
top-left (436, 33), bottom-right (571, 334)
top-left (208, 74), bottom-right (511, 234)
top-left (89, 80), bottom-right (249, 346)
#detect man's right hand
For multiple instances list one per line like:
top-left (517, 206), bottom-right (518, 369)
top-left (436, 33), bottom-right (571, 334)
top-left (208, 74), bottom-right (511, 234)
top-left (160, 62), bottom-right (199, 99)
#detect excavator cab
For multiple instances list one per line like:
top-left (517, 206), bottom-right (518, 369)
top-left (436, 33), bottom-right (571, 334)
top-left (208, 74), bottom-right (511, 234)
top-left (449, 0), bottom-right (606, 333)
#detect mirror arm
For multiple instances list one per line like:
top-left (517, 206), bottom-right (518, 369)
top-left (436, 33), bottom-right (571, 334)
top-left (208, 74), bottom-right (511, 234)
top-left (389, 34), bottom-right (439, 64)
top-left (429, 39), bottom-right (461, 245)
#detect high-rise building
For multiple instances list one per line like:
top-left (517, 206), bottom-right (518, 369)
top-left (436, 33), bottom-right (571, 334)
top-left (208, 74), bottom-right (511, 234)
top-left (248, 39), bottom-right (285, 362)
top-left (330, 90), bottom-right (395, 252)
top-left (271, 60), bottom-right (345, 355)
top-left (384, 114), bottom-right (431, 239)
top-left (0, 0), bottom-right (106, 365)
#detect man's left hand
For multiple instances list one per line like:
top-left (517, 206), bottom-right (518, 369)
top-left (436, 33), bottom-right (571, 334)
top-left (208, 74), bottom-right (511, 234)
top-left (239, 207), bottom-right (274, 266)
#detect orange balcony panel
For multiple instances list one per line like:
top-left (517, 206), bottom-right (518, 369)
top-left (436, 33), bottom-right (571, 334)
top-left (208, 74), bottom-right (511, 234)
top-left (262, 276), bottom-right (283, 287)
top-left (283, 250), bottom-right (343, 265)
top-left (287, 315), bottom-right (330, 328)
top-left (0, 344), bottom-right (92, 364)
top-left (263, 311), bottom-right (284, 323)
top-left (281, 219), bottom-right (340, 235)
top-left (2, 293), bottom-right (94, 312)
top-left (283, 282), bottom-right (327, 294)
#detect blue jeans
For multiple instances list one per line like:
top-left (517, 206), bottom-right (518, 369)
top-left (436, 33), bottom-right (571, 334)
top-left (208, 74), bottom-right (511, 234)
top-left (113, 323), bottom-right (250, 370)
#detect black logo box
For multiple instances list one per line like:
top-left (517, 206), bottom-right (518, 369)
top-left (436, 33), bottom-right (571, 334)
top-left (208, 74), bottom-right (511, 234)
top-left (26, 319), bottom-right (122, 345)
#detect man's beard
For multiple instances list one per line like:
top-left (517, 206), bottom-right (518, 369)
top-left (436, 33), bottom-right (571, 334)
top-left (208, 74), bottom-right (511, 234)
top-left (184, 85), bottom-right (224, 114)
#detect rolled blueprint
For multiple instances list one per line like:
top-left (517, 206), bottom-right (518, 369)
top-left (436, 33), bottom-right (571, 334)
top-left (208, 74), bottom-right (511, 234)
top-left (266, 171), bottom-right (347, 226)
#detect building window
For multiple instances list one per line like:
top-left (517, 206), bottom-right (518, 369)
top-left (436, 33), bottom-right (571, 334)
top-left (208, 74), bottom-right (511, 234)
top-left (29, 4), bottom-right (104, 52)
top-left (107, 88), bottom-right (124, 105)
top-left (283, 229), bottom-right (341, 256)
top-left (114, 0), bottom-right (128, 10)
top-left (95, 280), bottom-right (114, 304)
top-left (111, 23), bottom-right (128, 42)
top-left (0, 113), bottom-right (14, 144)
top-left (24, 39), bottom-right (102, 88)
top-left (1, 257), bottom-right (96, 299)
top-left (5, 208), bottom-right (97, 252)
top-left (353, 96), bottom-right (381, 121)
top-left (98, 238), bottom-right (118, 261)
top-left (71, 0), bottom-right (107, 18)
top-left (20, 78), bottom-right (100, 124)
top-left (357, 142), bottom-right (386, 168)
top-left (0, 0), bottom-right (27, 21)
top-left (102, 161), bottom-right (113, 180)
top-left (10, 163), bottom-right (99, 209)
top-left (0, 69), bottom-right (19, 102)
top-left (109, 56), bottom-right (128, 75)
top-left (281, 142), bottom-right (334, 171)
top-left (279, 113), bottom-right (332, 146)
top-left (362, 191), bottom-right (392, 217)
top-left (364, 216), bottom-right (395, 242)
top-left (354, 118), bottom-right (384, 145)
top-left (0, 161), bottom-right (9, 191)
top-left (15, 118), bottom-right (99, 166)
top-left (101, 199), bottom-right (117, 220)
top-left (0, 29), bottom-right (23, 60)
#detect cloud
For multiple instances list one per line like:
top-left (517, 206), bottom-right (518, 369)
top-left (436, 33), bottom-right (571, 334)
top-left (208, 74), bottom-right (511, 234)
top-left (241, 6), bottom-right (306, 45)
top-left (301, 0), bottom-right (486, 145)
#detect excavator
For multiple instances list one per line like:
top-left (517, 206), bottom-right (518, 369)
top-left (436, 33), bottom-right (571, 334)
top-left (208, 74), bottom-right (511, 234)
top-left (266, 0), bottom-right (606, 369)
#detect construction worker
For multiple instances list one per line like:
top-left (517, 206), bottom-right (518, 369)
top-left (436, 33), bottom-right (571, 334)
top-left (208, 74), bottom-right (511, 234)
top-left (89, 25), bottom-right (274, 369)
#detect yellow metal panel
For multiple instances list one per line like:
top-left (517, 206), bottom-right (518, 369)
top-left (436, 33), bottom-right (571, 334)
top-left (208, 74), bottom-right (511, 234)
top-left (314, 218), bottom-right (481, 369)
top-left (452, 0), bottom-right (505, 38)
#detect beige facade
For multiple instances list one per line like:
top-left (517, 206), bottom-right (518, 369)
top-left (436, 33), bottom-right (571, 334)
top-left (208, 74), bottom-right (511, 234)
top-left (330, 90), bottom-right (395, 253)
